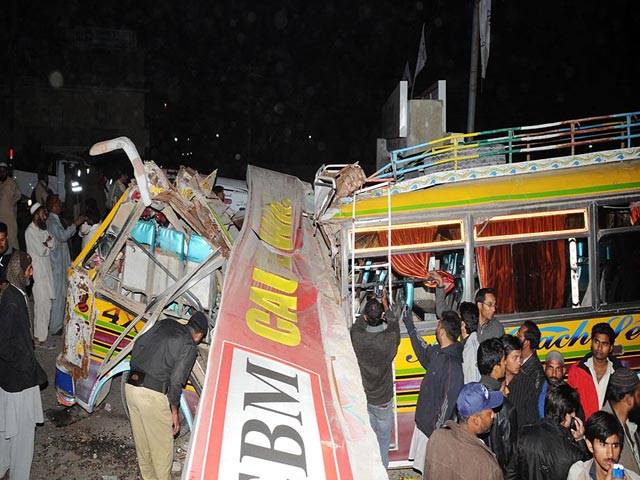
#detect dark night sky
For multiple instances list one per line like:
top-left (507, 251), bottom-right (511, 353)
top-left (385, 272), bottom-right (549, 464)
top-left (5, 0), bottom-right (639, 181)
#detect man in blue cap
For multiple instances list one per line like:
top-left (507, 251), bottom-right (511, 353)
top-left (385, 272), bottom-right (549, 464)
top-left (424, 382), bottom-right (504, 479)
top-left (125, 311), bottom-right (209, 480)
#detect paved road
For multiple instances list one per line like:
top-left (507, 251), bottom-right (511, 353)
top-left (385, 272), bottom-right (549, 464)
top-left (31, 336), bottom-right (186, 480)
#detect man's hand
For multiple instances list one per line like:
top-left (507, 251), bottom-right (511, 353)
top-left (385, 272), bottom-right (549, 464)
top-left (500, 383), bottom-right (510, 397)
top-left (427, 270), bottom-right (444, 287)
top-left (569, 415), bottom-right (584, 441)
top-left (381, 287), bottom-right (389, 310)
top-left (74, 215), bottom-right (88, 227)
top-left (171, 405), bottom-right (180, 437)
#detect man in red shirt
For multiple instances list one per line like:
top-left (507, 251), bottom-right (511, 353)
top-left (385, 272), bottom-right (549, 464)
top-left (567, 323), bottom-right (622, 419)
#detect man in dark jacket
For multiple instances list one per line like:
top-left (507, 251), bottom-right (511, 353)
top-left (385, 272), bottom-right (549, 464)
top-left (125, 312), bottom-right (208, 480)
top-left (403, 310), bottom-right (464, 473)
top-left (507, 382), bottom-right (589, 480)
top-left (0, 252), bottom-right (46, 480)
top-left (350, 297), bottom-right (400, 468)
top-left (478, 337), bottom-right (518, 473)
top-left (510, 320), bottom-right (546, 427)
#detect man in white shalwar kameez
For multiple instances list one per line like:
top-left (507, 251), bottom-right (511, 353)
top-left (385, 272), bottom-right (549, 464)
top-left (25, 202), bottom-right (56, 347)
top-left (46, 195), bottom-right (85, 335)
top-left (0, 162), bottom-right (22, 251)
top-left (0, 251), bottom-right (45, 480)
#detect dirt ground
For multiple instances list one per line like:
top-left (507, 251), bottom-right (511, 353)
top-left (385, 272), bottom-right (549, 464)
top-left (30, 335), bottom-right (418, 480)
top-left (31, 336), bottom-right (188, 480)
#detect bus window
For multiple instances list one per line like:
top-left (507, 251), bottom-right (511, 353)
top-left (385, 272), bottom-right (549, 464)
top-left (598, 201), bottom-right (640, 229)
top-left (599, 231), bottom-right (640, 304)
top-left (351, 220), bottom-right (464, 255)
top-left (350, 248), bottom-right (466, 324)
top-left (474, 208), bottom-right (588, 243)
top-left (597, 201), bottom-right (640, 304)
top-left (402, 249), bottom-right (466, 321)
top-left (475, 238), bottom-right (590, 314)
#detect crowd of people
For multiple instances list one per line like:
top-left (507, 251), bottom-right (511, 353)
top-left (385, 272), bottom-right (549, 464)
top-left (1, 166), bottom-right (212, 480)
top-left (0, 168), bottom-right (107, 479)
top-left (351, 281), bottom-right (640, 480)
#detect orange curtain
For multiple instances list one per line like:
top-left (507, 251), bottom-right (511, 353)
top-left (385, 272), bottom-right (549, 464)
top-left (378, 227), bottom-right (438, 279)
top-left (475, 216), bottom-right (567, 313)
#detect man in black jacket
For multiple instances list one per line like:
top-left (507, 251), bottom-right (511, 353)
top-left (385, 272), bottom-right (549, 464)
top-left (351, 297), bottom-right (400, 468)
top-left (507, 382), bottom-right (589, 480)
top-left (0, 251), bottom-right (46, 480)
top-left (125, 312), bottom-right (208, 480)
top-left (403, 309), bottom-right (464, 474)
top-left (478, 337), bottom-right (518, 473)
top-left (510, 320), bottom-right (545, 427)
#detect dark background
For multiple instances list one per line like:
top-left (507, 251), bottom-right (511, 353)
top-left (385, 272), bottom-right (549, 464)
top-left (3, 0), bottom-right (638, 181)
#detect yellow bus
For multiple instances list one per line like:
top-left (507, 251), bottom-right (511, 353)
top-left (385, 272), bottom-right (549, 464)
top-left (316, 111), bottom-right (640, 466)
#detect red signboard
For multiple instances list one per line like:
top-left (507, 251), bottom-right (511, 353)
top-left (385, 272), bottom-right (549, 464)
top-left (185, 167), bottom-right (355, 479)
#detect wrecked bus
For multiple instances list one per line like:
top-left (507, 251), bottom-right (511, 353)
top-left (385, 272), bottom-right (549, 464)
top-left (314, 111), bottom-right (640, 466)
top-left (55, 137), bottom-right (233, 429)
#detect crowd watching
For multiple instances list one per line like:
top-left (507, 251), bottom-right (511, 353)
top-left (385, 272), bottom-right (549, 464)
top-left (351, 277), bottom-right (640, 479)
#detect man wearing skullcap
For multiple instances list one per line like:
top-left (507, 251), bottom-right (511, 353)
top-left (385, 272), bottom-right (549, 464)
top-left (24, 202), bottom-right (57, 348)
top-left (603, 367), bottom-right (640, 474)
top-left (538, 350), bottom-right (566, 418)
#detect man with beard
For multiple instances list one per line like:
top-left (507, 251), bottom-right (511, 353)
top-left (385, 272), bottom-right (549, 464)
top-left (538, 350), bottom-right (566, 418)
top-left (46, 195), bottom-right (85, 335)
top-left (568, 322), bottom-right (623, 419)
top-left (24, 203), bottom-right (56, 348)
top-left (568, 410), bottom-right (640, 480)
top-left (424, 382), bottom-right (504, 479)
top-left (0, 162), bottom-right (21, 251)
top-left (0, 251), bottom-right (47, 480)
top-left (603, 367), bottom-right (640, 475)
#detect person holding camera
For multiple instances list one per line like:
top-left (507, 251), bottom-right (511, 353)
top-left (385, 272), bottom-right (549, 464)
top-left (350, 290), bottom-right (400, 468)
top-left (506, 382), bottom-right (589, 480)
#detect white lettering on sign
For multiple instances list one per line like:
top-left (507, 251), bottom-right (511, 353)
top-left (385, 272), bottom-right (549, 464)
top-left (218, 347), bottom-right (327, 480)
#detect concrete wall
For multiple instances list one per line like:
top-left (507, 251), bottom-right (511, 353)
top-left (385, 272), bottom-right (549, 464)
top-left (376, 99), bottom-right (445, 172)
top-left (407, 99), bottom-right (444, 149)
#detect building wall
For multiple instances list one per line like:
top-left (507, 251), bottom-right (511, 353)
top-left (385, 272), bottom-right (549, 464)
top-left (9, 82), bottom-right (149, 156)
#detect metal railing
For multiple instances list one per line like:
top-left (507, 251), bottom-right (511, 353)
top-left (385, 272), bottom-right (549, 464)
top-left (372, 111), bottom-right (640, 182)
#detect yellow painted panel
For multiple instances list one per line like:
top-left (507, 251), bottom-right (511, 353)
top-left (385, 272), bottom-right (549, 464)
top-left (338, 161), bottom-right (640, 219)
